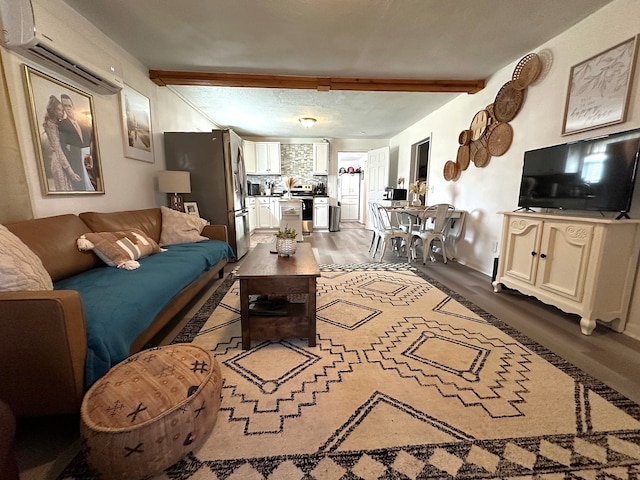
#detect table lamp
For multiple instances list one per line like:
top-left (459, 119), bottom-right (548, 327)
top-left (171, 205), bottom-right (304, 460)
top-left (157, 170), bottom-right (191, 211)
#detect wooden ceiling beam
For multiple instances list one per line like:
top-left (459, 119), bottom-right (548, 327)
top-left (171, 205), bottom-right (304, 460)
top-left (149, 70), bottom-right (485, 94)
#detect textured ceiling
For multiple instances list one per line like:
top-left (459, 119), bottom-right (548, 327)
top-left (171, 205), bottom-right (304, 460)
top-left (62, 0), bottom-right (613, 138)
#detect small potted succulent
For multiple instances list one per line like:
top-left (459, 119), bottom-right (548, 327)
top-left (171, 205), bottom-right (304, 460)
top-left (274, 225), bottom-right (297, 256)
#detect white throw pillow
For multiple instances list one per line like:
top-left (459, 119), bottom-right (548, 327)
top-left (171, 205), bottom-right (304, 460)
top-left (159, 206), bottom-right (208, 246)
top-left (0, 223), bottom-right (54, 291)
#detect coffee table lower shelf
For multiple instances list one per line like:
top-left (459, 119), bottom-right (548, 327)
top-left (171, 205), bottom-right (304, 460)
top-left (245, 303), bottom-right (315, 347)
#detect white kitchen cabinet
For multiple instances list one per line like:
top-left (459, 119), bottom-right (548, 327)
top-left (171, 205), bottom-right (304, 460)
top-left (313, 197), bottom-right (329, 229)
top-left (247, 196), bottom-right (257, 233)
top-left (312, 142), bottom-right (329, 175)
top-left (493, 212), bottom-right (640, 335)
top-left (253, 142), bottom-right (281, 175)
top-left (256, 196), bottom-right (281, 228)
top-left (243, 140), bottom-right (256, 174)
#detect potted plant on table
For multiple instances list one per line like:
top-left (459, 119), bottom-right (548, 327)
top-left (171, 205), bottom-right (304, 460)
top-left (274, 225), bottom-right (298, 256)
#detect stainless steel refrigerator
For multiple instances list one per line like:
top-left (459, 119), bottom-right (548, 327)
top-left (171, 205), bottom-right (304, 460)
top-left (164, 130), bottom-right (250, 260)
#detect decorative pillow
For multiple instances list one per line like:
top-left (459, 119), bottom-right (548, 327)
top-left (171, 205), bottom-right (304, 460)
top-left (77, 228), bottom-right (163, 270)
top-left (159, 206), bottom-right (208, 246)
top-left (0, 224), bottom-right (53, 291)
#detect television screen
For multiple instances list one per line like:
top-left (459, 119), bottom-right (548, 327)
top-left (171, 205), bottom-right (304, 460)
top-left (519, 129), bottom-right (640, 213)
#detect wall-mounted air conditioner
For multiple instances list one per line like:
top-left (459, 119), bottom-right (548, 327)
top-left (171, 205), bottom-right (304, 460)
top-left (0, 0), bottom-right (123, 95)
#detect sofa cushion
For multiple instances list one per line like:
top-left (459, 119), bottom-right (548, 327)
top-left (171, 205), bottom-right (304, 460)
top-left (0, 224), bottom-right (53, 291)
top-left (159, 206), bottom-right (208, 246)
top-left (54, 239), bottom-right (234, 386)
top-left (5, 215), bottom-right (101, 282)
top-left (77, 229), bottom-right (163, 270)
top-left (80, 209), bottom-right (163, 243)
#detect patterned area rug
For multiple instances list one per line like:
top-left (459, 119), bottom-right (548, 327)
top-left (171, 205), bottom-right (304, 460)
top-left (59, 264), bottom-right (640, 479)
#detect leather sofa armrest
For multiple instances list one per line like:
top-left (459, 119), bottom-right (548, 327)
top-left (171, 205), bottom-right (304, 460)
top-left (201, 224), bottom-right (228, 243)
top-left (0, 290), bottom-right (87, 416)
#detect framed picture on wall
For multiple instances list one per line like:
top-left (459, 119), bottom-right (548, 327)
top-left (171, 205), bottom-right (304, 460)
top-left (120, 84), bottom-right (154, 162)
top-left (23, 65), bottom-right (104, 195)
top-left (562, 36), bottom-right (638, 135)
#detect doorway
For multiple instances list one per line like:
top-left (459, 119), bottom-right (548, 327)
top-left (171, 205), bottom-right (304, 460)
top-left (337, 152), bottom-right (366, 223)
top-left (414, 138), bottom-right (429, 183)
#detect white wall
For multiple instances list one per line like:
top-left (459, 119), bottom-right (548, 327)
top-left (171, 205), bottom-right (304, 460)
top-left (390, 0), bottom-right (640, 338)
top-left (2, 0), bottom-right (217, 219)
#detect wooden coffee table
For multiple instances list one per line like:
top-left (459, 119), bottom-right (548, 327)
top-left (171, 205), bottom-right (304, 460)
top-left (235, 243), bottom-right (320, 349)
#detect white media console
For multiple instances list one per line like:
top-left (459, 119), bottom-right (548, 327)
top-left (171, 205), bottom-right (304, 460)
top-left (492, 211), bottom-right (640, 335)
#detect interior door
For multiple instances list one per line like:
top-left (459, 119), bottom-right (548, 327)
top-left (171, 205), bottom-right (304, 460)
top-left (365, 146), bottom-right (389, 229)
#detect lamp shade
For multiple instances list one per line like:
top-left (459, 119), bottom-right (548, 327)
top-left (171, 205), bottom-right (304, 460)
top-left (157, 170), bottom-right (191, 194)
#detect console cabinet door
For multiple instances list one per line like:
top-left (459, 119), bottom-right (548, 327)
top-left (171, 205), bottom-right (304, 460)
top-left (536, 221), bottom-right (593, 302)
top-left (502, 217), bottom-right (543, 285)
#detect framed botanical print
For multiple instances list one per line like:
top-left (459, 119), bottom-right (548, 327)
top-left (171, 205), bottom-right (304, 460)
top-left (120, 84), bottom-right (154, 162)
top-left (24, 65), bottom-right (104, 194)
top-left (562, 36), bottom-right (638, 135)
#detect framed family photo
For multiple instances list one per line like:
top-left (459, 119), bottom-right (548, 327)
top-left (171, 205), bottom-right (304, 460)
top-left (183, 201), bottom-right (200, 217)
top-left (562, 36), bottom-right (638, 135)
top-left (24, 65), bottom-right (104, 194)
top-left (120, 84), bottom-right (154, 162)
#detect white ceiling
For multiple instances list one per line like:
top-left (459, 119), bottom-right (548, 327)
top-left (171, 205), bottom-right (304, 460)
top-left (62, 0), bottom-right (613, 139)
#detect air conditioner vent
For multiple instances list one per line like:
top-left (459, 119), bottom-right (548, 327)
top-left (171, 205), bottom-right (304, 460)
top-left (27, 43), bottom-right (121, 94)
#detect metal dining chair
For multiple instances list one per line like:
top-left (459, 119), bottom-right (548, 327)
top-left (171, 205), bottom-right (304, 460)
top-left (409, 204), bottom-right (455, 264)
top-left (368, 201), bottom-right (382, 257)
top-left (374, 205), bottom-right (408, 262)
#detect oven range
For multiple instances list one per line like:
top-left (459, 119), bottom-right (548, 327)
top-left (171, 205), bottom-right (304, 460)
top-left (290, 185), bottom-right (314, 234)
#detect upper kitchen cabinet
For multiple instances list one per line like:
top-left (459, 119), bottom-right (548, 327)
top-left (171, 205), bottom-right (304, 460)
top-left (243, 140), bottom-right (256, 173)
top-left (313, 142), bottom-right (329, 175)
top-left (249, 142), bottom-right (281, 175)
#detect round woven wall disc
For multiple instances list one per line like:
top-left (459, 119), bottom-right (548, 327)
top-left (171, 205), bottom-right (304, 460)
top-left (485, 103), bottom-right (496, 122)
top-left (470, 109), bottom-right (489, 141)
top-left (512, 53), bottom-right (542, 90)
top-left (487, 122), bottom-right (513, 156)
top-left (443, 160), bottom-right (459, 181)
top-left (458, 129), bottom-right (472, 145)
top-left (473, 146), bottom-right (490, 168)
top-left (456, 144), bottom-right (470, 171)
top-left (494, 81), bottom-right (525, 122)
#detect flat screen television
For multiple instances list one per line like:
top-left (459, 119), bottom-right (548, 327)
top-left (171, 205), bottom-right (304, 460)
top-left (518, 128), bottom-right (640, 215)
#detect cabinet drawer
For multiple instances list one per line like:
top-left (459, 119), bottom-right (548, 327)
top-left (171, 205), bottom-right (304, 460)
top-left (313, 197), bottom-right (328, 205)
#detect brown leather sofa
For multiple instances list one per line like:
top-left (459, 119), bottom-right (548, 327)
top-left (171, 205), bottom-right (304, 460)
top-left (0, 208), bottom-right (230, 417)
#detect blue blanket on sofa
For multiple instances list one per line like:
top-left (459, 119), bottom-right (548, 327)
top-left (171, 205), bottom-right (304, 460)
top-left (54, 240), bottom-right (234, 387)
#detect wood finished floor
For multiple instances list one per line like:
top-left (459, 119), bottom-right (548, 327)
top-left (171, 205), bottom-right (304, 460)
top-left (15, 222), bottom-right (640, 480)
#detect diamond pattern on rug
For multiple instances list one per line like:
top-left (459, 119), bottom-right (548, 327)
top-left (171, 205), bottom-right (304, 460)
top-left (316, 299), bottom-right (380, 329)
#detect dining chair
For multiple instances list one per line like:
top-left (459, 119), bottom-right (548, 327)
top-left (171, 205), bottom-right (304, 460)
top-left (368, 201), bottom-right (382, 257)
top-left (393, 208), bottom-right (422, 262)
top-left (410, 204), bottom-right (455, 264)
top-left (374, 205), bottom-right (408, 262)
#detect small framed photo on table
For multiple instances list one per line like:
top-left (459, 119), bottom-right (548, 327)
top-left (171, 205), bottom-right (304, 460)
top-left (184, 202), bottom-right (200, 217)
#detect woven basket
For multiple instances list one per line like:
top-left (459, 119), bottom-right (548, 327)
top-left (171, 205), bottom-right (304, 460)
top-left (81, 344), bottom-right (222, 480)
top-left (276, 238), bottom-right (297, 256)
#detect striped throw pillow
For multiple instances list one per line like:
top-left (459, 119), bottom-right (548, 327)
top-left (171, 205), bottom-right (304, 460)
top-left (77, 229), bottom-right (163, 270)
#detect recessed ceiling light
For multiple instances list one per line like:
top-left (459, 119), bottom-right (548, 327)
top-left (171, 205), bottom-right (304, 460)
top-left (299, 117), bottom-right (317, 128)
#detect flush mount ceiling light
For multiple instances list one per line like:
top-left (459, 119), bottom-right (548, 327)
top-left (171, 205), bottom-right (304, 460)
top-left (299, 117), bottom-right (317, 128)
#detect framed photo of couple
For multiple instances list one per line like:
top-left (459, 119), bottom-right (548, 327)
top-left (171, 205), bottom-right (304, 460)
top-left (23, 65), bottom-right (104, 195)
